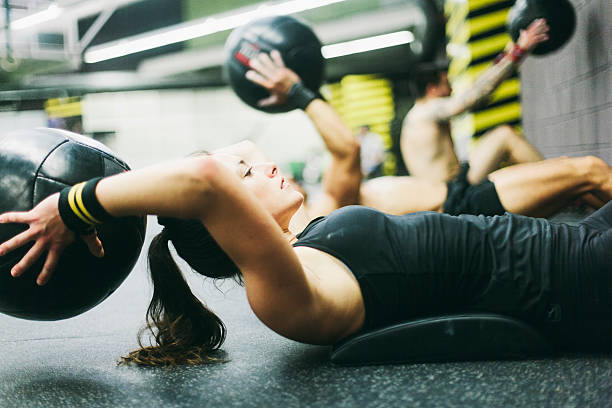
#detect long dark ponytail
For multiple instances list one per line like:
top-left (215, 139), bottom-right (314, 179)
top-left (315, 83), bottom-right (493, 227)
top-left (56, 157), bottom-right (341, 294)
top-left (121, 218), bottom-right (240, 366)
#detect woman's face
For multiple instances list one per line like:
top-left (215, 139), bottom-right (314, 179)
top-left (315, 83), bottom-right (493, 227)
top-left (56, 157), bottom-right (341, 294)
top-left (213, 153), bottom-right (304, 226)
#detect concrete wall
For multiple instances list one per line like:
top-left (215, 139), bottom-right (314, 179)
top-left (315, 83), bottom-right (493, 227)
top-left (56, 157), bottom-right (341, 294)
top-left (82, 88), bottom-right (326, 170)
top-left (0, 110), bottom-right (47, 136)
top-left (520, 0), bottom-right (610, 161)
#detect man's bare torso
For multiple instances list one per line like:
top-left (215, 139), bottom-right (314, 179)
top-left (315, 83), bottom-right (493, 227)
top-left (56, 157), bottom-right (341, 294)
top-left (400, 102), bottom-right (461, 183)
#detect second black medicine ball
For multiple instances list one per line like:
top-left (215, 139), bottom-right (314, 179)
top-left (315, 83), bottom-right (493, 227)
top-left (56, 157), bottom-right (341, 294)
top-left (225, 15), bottom-right (325, 113)
top-left (0, 128), bottom-right (146, 320)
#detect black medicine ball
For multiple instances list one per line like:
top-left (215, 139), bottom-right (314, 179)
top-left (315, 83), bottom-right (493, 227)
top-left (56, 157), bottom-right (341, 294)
top-left (507, 0), bottom-right (576, 56)
top-left (225, 15), bottom-right (325, 113)
top-left (0, 128), bottom-right (146, 320)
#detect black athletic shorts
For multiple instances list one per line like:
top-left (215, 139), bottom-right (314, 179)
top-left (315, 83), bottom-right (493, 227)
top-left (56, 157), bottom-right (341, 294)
top-left (443, 163), bottom-right (506, 216)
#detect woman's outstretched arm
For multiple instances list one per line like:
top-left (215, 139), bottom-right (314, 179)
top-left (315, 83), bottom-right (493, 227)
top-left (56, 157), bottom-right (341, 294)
top-left (0, 157), bottom-right (219, 284)
top-left (0, 157), bottom-right (309, 302)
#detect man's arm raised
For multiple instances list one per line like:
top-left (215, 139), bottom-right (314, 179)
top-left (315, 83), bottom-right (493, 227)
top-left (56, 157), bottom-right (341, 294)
top-left (414, 19), bottom-right (549, 123)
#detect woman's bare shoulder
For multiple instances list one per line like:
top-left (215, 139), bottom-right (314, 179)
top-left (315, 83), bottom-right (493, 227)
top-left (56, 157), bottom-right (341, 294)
top-left (292, 246), bottom-right (365, 342)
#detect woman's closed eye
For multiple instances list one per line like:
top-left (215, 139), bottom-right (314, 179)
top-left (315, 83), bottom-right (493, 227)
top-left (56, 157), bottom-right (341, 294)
top-left (244, 166), bottom-right (253, 177)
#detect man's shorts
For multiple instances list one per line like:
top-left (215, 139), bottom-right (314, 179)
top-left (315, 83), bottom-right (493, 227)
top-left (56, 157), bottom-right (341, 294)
top-left (443, 163), bottom-right (506, 216)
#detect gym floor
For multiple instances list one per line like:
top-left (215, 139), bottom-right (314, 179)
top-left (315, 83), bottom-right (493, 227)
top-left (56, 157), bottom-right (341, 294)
top-left (1, 213), bottom-right (611, 408)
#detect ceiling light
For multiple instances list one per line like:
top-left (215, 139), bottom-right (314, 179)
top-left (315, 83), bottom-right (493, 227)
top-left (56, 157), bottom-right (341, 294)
top-left (10, 4), bottom-right (62, 31)
top-left (321, 31), bottom-right (415, 59)
top-left (84, 0), bottom-right (346, 64)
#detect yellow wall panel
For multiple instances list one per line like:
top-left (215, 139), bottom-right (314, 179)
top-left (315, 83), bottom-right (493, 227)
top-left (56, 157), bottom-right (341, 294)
top-left (445, 0), bottom-right (522, 141)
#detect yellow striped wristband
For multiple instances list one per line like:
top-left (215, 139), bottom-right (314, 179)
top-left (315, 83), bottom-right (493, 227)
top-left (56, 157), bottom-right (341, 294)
top-left (58, 177), bottom-right (112, 234)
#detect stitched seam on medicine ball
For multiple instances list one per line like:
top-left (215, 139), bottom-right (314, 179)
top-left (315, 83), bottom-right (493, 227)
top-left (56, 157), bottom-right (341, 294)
top-left (72, 141), bottom-right (130, 171)
top-left (34, 175), bottom-right (71, 186)
top-left (32, 140), bottom-right (69, 209)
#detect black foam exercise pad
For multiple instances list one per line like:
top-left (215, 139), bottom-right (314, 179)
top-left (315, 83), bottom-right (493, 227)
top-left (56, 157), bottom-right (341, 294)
top-left (330, 313), bottom-right (553, 365)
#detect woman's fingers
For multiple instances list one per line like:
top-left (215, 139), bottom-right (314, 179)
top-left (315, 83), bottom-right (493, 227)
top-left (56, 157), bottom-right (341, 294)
top-left (10, 240), bottom-right (45, 278)
top-left (81, 232), bottom-right (105, 258)
top-left (257, 52), bottom-right (277, 72)
top-left (257, 94), bottom-right (280, 107)
top-left (0, 229), bottom-right (35, 257)
top-left (37, 250), bottom-right (61, 286)
top-left (245, 70), bottom-right (270, 88)
top-left (249, 55), bottom-right (275, 79)
top-left (7, 229), bottom-right (96, 285)
top-left (246, 51), bottom-right (298, 104)
top-left (0, 211), bottom-right (31, 225)
top-left (270, 50), bottom-right (285, 67)
top-left (1, 193), bottom-right (73, 285)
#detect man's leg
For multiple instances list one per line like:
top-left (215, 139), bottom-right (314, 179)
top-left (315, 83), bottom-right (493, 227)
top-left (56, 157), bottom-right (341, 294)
top-left (359, 176), bottom-right (447, 215)
top-left (467, 125), bottom-right (543, 184)
top-left (488, 156), bottom-right (612, 217)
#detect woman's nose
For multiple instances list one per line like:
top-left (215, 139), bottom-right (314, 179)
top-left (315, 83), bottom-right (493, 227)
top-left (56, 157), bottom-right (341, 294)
top-left (255, 162), bottom-right (278, 178)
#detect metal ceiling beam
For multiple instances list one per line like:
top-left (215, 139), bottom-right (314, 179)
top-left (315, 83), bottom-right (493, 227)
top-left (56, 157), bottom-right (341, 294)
top-left (9, 0), bottom-right (144, 30)
top-left (0, 0), bottom-right (145, 71)
top-left (78, 7), bottom-right (115, 50)
top-left (0, 69), bottom-right (224, 101)
top-left (0, 0), bottom-right (144, 47)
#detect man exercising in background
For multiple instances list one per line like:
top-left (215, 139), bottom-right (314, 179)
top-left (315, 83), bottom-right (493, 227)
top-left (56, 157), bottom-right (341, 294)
top-left (401, 19), bottom-right (549, 185)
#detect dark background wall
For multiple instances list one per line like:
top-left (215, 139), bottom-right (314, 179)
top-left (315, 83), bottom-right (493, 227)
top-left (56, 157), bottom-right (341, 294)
top-left (520, 0), bottom-right (610, 161)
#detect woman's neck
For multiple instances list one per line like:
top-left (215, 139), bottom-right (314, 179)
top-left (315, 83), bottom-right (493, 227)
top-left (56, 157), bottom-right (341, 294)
top-left (283, 229), bottom-right (298, 245)
top-left (288, 204), bottom-right (311, 235)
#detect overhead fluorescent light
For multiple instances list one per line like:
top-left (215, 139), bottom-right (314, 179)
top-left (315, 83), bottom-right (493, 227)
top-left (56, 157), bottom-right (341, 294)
top-left (321, 31), bottom-right (415, 59)
top-left (10, 4), bottom-right (63, 31)
top-left (84, 0), bottom-right (346, 64)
